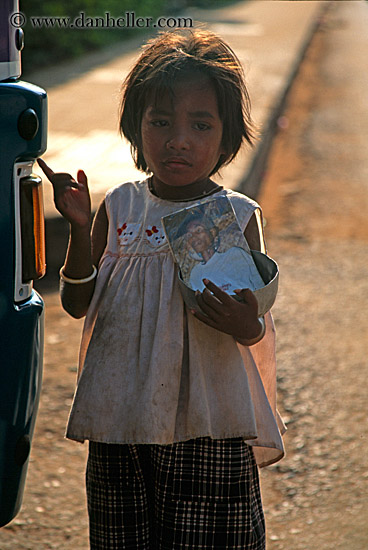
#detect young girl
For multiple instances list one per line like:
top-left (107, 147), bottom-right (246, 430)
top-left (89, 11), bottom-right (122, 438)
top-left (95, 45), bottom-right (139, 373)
top-left (39, 29), bottom-right (285, 550)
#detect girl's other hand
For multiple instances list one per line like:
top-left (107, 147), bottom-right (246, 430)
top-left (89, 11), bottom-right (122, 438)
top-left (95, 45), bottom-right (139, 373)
top-left (192, 279), bottom-right (263, 344)
top-left (38, 158), bottom-right (91, 228)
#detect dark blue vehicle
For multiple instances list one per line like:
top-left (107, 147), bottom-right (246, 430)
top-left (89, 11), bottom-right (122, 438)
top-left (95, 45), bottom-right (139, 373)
top-left (0, 0), bottom-right (47, 527)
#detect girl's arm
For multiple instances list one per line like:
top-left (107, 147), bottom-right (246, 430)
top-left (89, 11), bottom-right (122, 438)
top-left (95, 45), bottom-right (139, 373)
top-left (38, 159), bottom-right (108, 318)
top-left (244, 211), bottom-right (262, 252)
top-left (193, 212), bottom-right (265, 346)
top-left (61, 200), bottom-right (108, 318)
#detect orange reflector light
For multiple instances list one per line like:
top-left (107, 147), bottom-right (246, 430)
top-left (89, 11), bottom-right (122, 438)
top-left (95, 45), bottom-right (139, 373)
top-left (20, 175), bottom-right (46, 282)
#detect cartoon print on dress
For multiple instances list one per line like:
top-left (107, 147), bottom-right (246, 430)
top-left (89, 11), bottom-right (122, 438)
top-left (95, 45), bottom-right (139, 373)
top-left (145, 224), bottom-right (167, 247)
top-left (117, 222), bottom-right (141, 246)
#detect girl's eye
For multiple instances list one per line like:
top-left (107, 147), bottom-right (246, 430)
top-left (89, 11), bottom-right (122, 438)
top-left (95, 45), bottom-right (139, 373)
top-left (193, 122), bottom-right (211, 131)
top-left (150, 120), bottom-right (169, 128)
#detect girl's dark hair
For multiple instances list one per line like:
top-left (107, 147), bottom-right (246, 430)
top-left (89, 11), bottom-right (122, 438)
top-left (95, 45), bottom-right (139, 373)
top-left (119, 29), bottom-right (255, 175)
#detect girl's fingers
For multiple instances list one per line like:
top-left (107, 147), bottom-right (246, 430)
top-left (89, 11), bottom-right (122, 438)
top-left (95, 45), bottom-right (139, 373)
top-left (196, 288), bottom-right (224, 316)
top-left (38, 159), bottom-right (87, 191)
top-left (237, 288), bottom-right (259, 313)
top-left (191, 308), bottom-right (219, 330)
top-left (77, 169), bottom-right (88, 188)
top-left (37, 158), bottom-right (55, 181)
top-left (51, 173), bottom-right (79, 189)
top-left (234, 287), bottom-right (258, 304)
top-left (202, 279), bottom-right (232, 304)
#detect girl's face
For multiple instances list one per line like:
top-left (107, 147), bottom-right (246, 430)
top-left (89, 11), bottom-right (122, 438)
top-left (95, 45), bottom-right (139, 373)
top-left (141, 75), bottom-right (224, 189)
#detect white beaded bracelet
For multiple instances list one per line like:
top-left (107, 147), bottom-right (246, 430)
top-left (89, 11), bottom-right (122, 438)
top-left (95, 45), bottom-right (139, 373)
top-left (59, 265), bottom-right (97, 285)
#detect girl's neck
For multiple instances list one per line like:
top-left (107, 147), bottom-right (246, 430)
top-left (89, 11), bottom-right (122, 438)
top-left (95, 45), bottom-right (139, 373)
top-left (149, 176), bottom-right (222, 202)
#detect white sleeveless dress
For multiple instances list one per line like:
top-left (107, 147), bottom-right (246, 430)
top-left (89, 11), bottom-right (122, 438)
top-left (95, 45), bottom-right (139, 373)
top-left (66, 179), bottom-right (285, 467)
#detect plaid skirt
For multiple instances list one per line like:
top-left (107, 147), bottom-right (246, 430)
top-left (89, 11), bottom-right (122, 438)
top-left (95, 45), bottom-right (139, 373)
top-left (86, 437), bottom-right (265, 550)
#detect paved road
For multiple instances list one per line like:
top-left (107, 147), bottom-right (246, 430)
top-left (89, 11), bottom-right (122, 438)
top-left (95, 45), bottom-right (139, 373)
top-left (258, 2), bottom-right (368, 548)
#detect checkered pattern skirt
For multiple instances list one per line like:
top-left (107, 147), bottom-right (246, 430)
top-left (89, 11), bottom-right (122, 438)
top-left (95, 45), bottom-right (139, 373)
top-left (86, 437), bottom-right (265, 549)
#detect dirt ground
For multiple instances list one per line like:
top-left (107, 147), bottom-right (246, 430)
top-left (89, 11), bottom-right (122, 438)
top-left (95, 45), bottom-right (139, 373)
top-left (1, 7), bottom-right (368, 549)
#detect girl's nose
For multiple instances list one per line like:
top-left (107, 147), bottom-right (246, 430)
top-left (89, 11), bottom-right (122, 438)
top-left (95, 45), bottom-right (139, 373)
top-left (166, 129), bottom-right (190, 151)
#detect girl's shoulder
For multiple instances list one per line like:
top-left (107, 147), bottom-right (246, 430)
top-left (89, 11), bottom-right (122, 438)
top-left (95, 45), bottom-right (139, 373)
top-left (104, 179), bottom-right (151, 216)
top-left (223, 188), bottom-right (260, 211)
top-left (222, 188), bottom-right (261, 231)
top-left (105, 179), bottom-right (147, 202)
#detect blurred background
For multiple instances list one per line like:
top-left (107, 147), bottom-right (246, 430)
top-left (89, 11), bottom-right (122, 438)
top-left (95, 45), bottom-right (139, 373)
top-left (21, 0), bottom-right (228, 76)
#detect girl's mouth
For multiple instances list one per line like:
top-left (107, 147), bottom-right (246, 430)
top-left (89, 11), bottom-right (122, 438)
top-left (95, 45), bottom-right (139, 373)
top-left (164, 158), bottom-right (191, 168)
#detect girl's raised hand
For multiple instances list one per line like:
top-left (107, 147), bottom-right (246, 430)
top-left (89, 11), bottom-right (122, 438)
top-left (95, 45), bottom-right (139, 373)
top-left (192, 279), bottom-right (263, 344)
top-left (38, 158), bottom-right (91, 228)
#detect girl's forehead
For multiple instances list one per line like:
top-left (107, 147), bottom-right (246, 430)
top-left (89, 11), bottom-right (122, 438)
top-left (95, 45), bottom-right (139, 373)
top-left (144, 74), bottom-right (219, 113)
